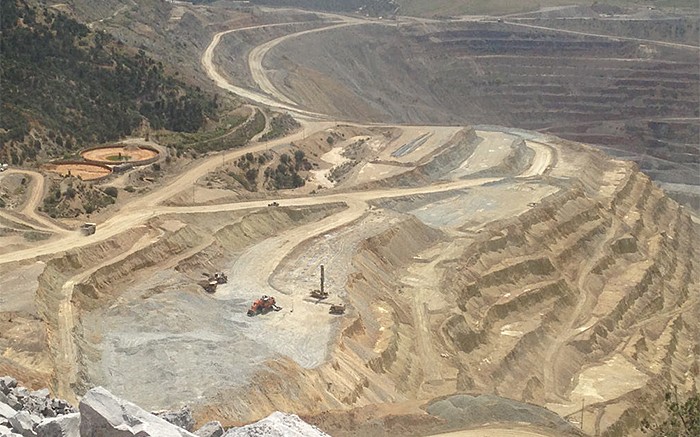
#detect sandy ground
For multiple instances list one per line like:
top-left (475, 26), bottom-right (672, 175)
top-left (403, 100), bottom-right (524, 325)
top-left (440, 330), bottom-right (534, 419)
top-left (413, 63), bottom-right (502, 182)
top-left (0, 262), bottom-right (45, 314)
top-left (449, 131), bottom-right (518, 178)
top-left (45, 163), bottom-right (111, 181)
top-left (547, 354), bottom-right (649, 417)
top-left (378, 126), bottom-right (462, 163)
top-left (81, 146), bottom-right (158, 164)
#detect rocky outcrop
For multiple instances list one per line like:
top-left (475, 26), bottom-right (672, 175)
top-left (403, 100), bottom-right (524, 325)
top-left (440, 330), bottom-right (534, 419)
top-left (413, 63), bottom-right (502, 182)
top-left (1, 378), bottom-right (331, 437)
top-left (8, 411), bottom-right (41, 437)
top-left (78, 387), bottom-right (197, 437)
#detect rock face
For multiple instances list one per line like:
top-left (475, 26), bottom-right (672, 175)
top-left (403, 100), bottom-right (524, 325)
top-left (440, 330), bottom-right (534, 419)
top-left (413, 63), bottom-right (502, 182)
top-left (194, 421), bottom-right (224, 437)
top-left (35, 413), bottom-right (80, 437)
top-left (78, 387), bottom-right (197, 437)
top-left (222, 412), bottom-right (330, 437)
top-left (0, 402), bottom-right (17, 422)
top-left (0, 424), bottom-right (23, 437)
top-left (153, 406), bottom-right (196, 431)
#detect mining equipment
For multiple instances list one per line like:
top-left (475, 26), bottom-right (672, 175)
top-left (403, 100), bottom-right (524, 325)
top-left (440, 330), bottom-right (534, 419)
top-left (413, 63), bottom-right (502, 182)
top-left (329, 304), bottom-right (345, 315)
top-left (80, 223), bottom-right (97, 236)
top-left (213, 272), bottom-right (228, 284)
top-left (247, 295), bottom-right (282, 316)
top-left (204, 279), bottom-right (218, 293)
top-left (310, 265), bottom-right (329, 299)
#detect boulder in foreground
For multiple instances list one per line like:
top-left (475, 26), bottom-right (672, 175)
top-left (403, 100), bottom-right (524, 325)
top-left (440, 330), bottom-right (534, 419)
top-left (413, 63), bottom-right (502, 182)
top-left (36, 413), bottom-right (80, 437)
top-left (79, 387), bottom-right (196, 437)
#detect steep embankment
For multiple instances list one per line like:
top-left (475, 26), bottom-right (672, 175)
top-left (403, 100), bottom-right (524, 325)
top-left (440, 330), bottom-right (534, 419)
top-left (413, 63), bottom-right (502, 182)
top-left (0, 0), bottom-right (217, 164)
top-left (435, 142), bottom-right (699, 435)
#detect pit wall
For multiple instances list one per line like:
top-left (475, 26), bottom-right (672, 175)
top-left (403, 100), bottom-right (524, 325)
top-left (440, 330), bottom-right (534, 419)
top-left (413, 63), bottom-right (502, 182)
top-left (33, 227), bottom-right (150, 395)
top-left (439, 154), bottom-right (699, 436)
top-left (196, 153), bottom-right (698, 435)
top-left (31, 204), bottom-right (343, 399)
top-left (357, 127), bottom-right (479, 190)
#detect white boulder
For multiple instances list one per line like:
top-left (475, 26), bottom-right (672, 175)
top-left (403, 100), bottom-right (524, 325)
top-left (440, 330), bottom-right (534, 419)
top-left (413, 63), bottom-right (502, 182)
top-left (35, 413), bottom-right (79, 437)
top-left (79, 387), bottom-right (197, 437)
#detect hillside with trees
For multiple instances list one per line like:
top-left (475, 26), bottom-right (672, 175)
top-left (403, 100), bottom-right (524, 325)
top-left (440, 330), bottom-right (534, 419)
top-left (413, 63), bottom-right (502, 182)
top-left (0, 0), bottom-right (218, 164)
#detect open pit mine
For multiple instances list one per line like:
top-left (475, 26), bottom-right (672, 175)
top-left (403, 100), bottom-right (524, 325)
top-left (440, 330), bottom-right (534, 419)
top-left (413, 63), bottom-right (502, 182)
top-left (0, 3), bottom-right (698, 437)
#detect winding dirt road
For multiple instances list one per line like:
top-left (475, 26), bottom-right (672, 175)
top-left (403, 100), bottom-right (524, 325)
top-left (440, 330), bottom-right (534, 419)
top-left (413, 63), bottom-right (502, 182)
top-left (247, 22), bottom-right (361, 106)
top-left (1, 169), bottom-right (67, 234)
top-left (201, 22), bottom-right (330, 118)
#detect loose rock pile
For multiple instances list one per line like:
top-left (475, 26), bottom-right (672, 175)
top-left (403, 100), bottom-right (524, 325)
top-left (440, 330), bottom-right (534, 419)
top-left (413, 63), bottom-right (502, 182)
top-left (0, 376), bottom-right (326, 437)
top-left (1, 376), bottom-right (77, 437)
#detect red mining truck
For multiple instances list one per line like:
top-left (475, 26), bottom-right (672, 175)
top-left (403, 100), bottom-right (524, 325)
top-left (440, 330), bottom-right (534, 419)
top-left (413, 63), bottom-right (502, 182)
top-left (246, 295), bottom-right (282, 316)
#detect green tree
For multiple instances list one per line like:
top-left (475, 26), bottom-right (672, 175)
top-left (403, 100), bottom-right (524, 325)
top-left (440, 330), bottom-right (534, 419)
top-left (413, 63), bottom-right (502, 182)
top-left (641, 389), bottom-right (700, 437)
top-left (103, 186), bottom-right (118, 198)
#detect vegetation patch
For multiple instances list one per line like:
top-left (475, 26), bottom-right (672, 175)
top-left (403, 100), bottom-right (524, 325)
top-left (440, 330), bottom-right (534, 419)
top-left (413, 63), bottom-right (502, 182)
top-left (0, 0), bottom-right (218, 164)
top-left (211, 147), bottom-right (313, 192)
top-left (259, 113), bottom-right (301, 142)
top-left (264, 150), bottom-right (311, 190)
top-left (23, 231), bottom-right (51, 242)
top-left (156, 109), bottom-right (265, 156)
top-left (40, 179), bottom-right (116, 218)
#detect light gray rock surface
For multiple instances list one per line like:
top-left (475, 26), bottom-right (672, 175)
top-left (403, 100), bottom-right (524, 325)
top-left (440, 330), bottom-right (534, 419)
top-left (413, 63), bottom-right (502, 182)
top-left (194, 421), bottom-right (224, 437)
top-left (0, 393), bottom-right (21, 411)
top-left (0, 403), bottom-right (16, 421)
top-left (153, 406), bottom-right (195, 431)
top-left (0, 378), bottom-right (17, 394)
top-left (8, 411), bottom-right (40, 437)
top-left (35, 413), bottom-right (79, 437)
top-left (222, 412), bottom-right (330, 437)
top-left (0, 423), bottom-right (23, 437)
top-left (79, 387), bottom-right (197, 437)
